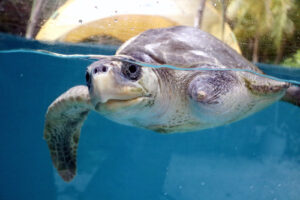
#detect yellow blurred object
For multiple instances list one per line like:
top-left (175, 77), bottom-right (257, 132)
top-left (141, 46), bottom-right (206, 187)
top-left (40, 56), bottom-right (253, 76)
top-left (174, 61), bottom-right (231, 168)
top-left (36, 0), bottom-right (241, 53)
top-left (62, 15), bottom-right (178, 43)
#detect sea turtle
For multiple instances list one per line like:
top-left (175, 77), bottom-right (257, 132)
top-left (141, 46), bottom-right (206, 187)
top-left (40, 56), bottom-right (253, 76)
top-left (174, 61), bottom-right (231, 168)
top-left (44, 26), bottom-right (299, 182)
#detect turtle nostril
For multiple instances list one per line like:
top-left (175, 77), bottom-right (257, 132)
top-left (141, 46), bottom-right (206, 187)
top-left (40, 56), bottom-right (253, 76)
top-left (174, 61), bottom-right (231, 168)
top-left (93, 66), bottom-right (108, 74)
top-left (93, 68), bottom-right (98, 74)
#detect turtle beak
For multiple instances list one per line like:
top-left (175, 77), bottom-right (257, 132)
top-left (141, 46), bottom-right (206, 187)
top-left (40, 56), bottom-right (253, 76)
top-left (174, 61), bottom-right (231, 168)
top-left (88, 63), bottom-right (145, 108)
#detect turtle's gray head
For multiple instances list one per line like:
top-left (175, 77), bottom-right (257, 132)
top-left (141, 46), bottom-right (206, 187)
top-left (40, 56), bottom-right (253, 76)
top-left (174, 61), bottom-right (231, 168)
top-left (86, 57), bottom-right (159, 124)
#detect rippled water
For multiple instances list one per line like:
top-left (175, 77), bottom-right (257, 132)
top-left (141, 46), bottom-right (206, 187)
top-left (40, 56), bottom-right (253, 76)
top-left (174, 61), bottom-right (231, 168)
top-left (0, 34), bottom-right (300, 200)
top-left (2, 48), bottom-right (300, 85)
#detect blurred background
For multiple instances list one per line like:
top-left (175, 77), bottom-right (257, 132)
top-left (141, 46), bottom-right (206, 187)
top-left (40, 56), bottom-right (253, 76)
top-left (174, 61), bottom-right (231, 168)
top-left (1, 0), bottom-right (299, 66)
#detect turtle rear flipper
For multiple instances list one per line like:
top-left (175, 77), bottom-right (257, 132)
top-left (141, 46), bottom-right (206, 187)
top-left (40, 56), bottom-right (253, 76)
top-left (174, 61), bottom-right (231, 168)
top-left (243, 75), bottom-right (290, 97)
top-left (282, 85), bottom-right (300, 107)
top-left (44, 86), bottom-right (93, 182)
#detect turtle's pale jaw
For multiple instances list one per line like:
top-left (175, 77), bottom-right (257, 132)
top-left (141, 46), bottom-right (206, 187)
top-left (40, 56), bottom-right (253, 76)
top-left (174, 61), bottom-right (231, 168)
top-left (95, 96), bottom-right (151, 112)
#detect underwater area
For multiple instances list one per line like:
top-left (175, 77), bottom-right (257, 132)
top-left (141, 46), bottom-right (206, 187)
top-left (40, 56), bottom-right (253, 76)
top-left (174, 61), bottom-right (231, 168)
top-left (1, 33), bottom-right (300, 200)
top-left (1, 0), bottom-right (300, 200)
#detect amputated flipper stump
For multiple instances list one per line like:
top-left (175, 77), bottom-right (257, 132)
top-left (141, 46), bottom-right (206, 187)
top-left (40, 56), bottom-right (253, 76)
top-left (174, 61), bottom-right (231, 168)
top-left (44, 86), bottom-right (93, 182)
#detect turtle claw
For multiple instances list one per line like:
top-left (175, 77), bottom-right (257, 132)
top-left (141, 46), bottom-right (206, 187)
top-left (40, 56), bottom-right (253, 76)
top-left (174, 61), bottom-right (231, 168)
top-left (59, 169), bottom-right (76, 182)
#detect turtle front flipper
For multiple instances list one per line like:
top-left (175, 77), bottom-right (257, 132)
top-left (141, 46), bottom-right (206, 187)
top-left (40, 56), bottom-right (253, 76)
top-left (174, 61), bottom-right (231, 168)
top-left (44, 85), bottom-right (93, 182)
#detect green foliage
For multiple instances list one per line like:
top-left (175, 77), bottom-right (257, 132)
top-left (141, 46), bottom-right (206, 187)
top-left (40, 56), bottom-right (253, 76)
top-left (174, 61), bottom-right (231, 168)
top-left (271, 0), bottom-right (294, 49)
top-left (227, 0), bottom-right (273, 38)
top-left (282, 50), bottom-right (300, 67)
top-left (226, 0), bottom-right (298, 62)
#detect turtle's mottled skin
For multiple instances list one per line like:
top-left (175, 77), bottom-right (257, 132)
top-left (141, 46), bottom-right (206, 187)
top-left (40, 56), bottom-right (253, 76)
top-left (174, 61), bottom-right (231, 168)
top-left (44, 26), bottom-right (295, 182)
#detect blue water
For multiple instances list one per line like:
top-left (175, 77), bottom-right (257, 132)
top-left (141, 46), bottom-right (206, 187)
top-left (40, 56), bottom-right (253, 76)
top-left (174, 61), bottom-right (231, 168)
top-left (1, 33), bottom-right (300, 200)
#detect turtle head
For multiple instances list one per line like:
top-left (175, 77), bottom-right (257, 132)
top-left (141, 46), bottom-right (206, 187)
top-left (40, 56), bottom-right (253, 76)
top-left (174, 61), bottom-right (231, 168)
top-left (86, 57), bottom-right (159, 123)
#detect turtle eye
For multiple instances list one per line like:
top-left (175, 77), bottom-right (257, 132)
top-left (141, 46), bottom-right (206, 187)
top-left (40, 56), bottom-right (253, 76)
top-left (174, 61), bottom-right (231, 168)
top-left (121, 63), bottom-right (142, 81)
